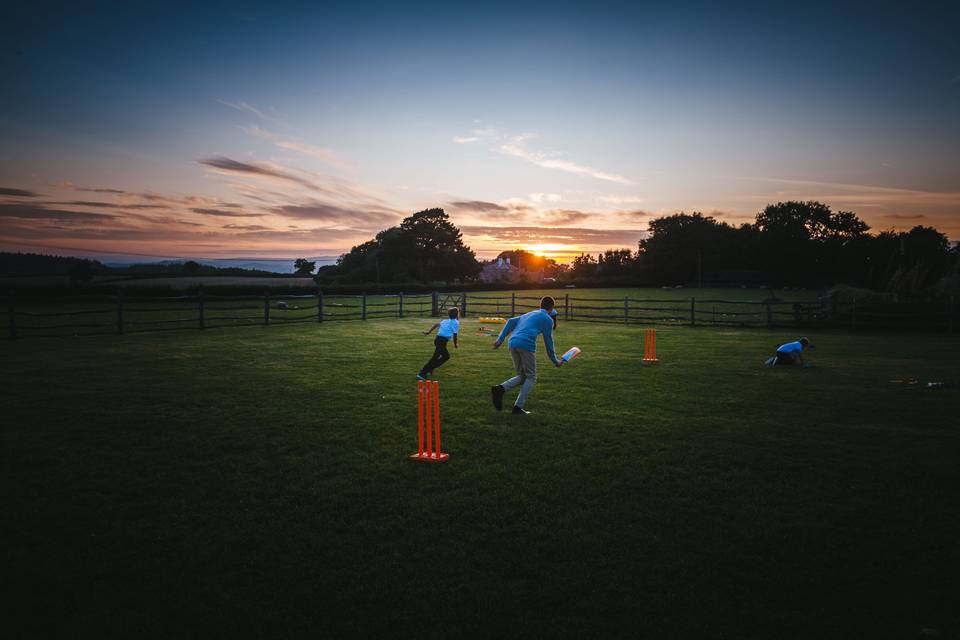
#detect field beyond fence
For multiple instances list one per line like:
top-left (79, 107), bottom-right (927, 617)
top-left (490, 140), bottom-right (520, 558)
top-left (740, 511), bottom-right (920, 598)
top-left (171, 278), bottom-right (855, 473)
top-left (3, 287), bottom-right (956, 339)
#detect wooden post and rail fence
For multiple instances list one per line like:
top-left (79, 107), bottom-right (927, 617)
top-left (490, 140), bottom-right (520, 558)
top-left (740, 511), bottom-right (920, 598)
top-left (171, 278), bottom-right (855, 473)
top-left (3, 289), bottom-right (956, 340)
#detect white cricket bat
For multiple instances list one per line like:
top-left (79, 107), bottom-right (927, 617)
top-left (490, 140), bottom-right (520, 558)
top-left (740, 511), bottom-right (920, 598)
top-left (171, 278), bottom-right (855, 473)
top-left (560, 346), bottom-right (581, 362)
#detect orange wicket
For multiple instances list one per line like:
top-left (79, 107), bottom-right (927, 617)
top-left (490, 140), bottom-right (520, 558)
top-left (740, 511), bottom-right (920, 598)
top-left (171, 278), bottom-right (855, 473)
top-left (409, 379), bottom-right (449, 462)
top-left (643, 328), bottom-right (658, 362)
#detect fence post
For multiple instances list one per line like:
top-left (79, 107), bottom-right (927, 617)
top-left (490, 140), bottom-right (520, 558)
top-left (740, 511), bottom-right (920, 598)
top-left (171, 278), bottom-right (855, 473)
top-left (399, 292), bottom-right (404, 319)
top-left (264, 292), bottom-right (270, 325)
top-left (362, 293), bottom-right (367, 320)
top-left (462, 292), bottom-right (467, 317)
top-left (198, 288), bottom-right (205, 329)
top-left (511, 292), bottom-right (516, 317)
top-left (624, 296), bottom-right (629, 324)
top-left (564, 293), bottom-right (569, 321)
top-left (317, 291), bottom-right (324, 323)
top-left (690, 297), bottom-right (695, 326)
top-left (431, 292), bottom-right (438, 317)
top-left (851, 297), bottom-right (857, 330)
top-left (116, 291), bottom-right (124, 335)
top-left (8, 289), bottom-right (16, 339)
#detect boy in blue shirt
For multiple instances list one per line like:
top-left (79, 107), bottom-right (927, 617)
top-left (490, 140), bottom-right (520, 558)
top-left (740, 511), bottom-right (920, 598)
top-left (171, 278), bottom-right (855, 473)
top-left (768, 337), bottom-right (811, 366)
top-left (490, 296), bottom-right (563, 415)
top-left (417, 307), bottom-right (459, 380)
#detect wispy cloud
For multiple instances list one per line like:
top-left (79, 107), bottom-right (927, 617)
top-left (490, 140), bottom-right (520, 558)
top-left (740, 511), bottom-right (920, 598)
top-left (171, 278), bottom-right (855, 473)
top-left (0, 187), bottom-right (40, 197)
top-left (460, 225), bottom-right (645, 247)
top-left (223, 224), bottom-right (271, 231)
top-left (615, 209), bottom-right (655, 220)
top-left (736, 176), bottom-right (960, 205)
top-left (57, 200), bottom-right (166, 210)
top-left (242, 125), bottom-right (347, 168)
top-left (530, 193), bottom-right (561, 203)
top-left (271, 202), bottom-right (398, 227)
top-left (217, 99), bottom-right (289, 127)
top-left (539, 209), bottom-right (592, 225)
top-left (448, 198), bottom-right (606, 227)
top-left (201, 156), bottom-right (394, 211)
top-left (54, 182), bottom-right (127, 194)
top-left (199, 156), bottom-right (322, 191)
top-left (447, 199), bottom-right (534, 222)
top-left (456, 127), bottom-right (633, 184)
top-left (191, 207), bottom-right (263, 218)
top-left (448, 200), bottom-right (516, 213)
top-left (0, 203), bottom-right (116, 221)
top-left (598, 195), bottom-right (645, 206)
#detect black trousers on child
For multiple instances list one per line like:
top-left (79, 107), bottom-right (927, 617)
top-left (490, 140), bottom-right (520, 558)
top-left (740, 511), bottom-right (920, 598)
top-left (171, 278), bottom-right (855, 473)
top-left (774, 352), bottom-right (796, 365)
top-left (420, 336), bottom-right (450, 376)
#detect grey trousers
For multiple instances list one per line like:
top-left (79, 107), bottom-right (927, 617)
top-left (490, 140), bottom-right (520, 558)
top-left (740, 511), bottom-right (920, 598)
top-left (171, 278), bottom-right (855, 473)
top-left (501, 347), bottom-right (537, 408)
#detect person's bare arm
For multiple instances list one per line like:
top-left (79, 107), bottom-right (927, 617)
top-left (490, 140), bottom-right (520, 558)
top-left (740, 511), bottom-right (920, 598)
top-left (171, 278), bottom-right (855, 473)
top-left (423, 323), bottom-right (439, 335)
top-left (453, 332), bottom-right (458, 348)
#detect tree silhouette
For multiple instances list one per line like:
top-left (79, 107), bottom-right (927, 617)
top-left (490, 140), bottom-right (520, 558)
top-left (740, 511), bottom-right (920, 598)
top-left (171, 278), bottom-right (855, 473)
top-left (324, 208), bottom-right (480, 283)
top-left (294, 258), bottom-right (316, 275)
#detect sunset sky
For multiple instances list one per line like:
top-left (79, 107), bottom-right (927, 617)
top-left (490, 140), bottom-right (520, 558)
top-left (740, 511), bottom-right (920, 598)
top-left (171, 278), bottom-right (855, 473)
top-left (1, 1), bottom-right (958, 264)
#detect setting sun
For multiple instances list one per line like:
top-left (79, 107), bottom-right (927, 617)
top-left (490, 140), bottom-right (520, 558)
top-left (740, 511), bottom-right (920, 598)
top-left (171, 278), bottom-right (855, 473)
top-left (523, 243), bottom-right (578, 261)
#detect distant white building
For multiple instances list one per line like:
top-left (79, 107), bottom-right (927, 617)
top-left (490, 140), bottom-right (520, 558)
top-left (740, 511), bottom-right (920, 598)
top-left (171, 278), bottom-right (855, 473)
top-left (479, 256), bottom-right (523, 283)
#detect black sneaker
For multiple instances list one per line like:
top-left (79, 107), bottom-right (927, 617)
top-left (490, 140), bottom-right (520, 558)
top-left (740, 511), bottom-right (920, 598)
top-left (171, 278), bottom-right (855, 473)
top-left (512, 405), bottom-right (530, 415)
top-left (491, 385), bottom-right (505, 411)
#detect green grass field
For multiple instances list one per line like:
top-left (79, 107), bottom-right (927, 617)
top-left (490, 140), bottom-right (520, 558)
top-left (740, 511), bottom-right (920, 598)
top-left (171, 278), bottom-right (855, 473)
top-left (3, 313), bottom-right (959, 637)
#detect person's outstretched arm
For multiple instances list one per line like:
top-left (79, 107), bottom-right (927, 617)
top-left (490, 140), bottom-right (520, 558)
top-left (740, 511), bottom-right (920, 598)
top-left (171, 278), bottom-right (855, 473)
top-left (423, 323), bottom-right (439, 335)
top-left (493, 316), bottom-right (519, 348)
top-left (542, 320), bottom-right (560, 366)
top-left (453, 331), bottom-right (459, 348)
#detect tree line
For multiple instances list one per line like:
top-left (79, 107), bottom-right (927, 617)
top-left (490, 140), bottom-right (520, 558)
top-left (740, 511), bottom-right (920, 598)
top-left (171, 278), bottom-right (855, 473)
top-left (567, 202), bottom-right (958, 297)
top-left (4, 201), bottom-right (956, 297)
top-left (315, 201), bottom-right (959, 297)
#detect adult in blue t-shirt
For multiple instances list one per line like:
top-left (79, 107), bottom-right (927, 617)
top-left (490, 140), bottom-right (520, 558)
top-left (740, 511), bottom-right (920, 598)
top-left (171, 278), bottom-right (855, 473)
top-left (490, 296), bottom-right (563, 415)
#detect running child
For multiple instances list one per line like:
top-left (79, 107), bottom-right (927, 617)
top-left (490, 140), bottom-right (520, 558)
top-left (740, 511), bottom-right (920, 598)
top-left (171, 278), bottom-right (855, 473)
top-left (417, 307), bottom-right (459, 380)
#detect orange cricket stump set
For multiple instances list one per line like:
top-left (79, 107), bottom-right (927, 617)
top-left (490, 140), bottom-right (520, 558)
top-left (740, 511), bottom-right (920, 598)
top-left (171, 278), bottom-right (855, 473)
top-left (409, 379), bottom-right (450, 462)
top-left (643, 328), bottom-right (658, 362)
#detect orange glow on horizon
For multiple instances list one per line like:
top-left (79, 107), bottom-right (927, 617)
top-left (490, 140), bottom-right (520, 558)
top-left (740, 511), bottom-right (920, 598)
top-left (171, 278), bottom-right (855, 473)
top-left (522, 243), bottom-right (577, 262)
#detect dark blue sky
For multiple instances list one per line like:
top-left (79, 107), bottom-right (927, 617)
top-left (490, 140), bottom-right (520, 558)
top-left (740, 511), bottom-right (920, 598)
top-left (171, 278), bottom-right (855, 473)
top-left (1, 0), bottom-right (958, 258)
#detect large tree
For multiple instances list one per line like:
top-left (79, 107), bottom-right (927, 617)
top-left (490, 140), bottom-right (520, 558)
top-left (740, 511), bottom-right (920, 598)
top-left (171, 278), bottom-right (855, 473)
top-left (323, 208), bottom-right (480, 284)
top-left (638, 213), bottom-right (744, 284)
top-left (754, 201), bottom-right (870, 285)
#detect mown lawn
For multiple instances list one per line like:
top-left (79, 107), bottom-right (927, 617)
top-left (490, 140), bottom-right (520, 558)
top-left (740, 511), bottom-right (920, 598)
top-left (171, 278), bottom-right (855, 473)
top-left (2, 316), bottom-right (958, 638)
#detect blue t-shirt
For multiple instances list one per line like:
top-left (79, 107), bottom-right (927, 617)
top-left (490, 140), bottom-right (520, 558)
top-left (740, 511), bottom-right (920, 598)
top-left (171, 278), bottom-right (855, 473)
top-left (437, 318), bottom-right (459, 338)
top-left (776, 340), bottom-right (804, 354)
top-left (497, 309), bottom-right (559, 364)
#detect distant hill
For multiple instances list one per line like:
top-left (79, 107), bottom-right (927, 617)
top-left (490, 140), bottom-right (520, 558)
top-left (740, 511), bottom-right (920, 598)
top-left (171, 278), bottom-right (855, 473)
top-left (0, 252), bottom-right (337, 277)
top-left (102, 257), bottom-right (338, 274)
top-left (0, 251), bottom-right (106, 276)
